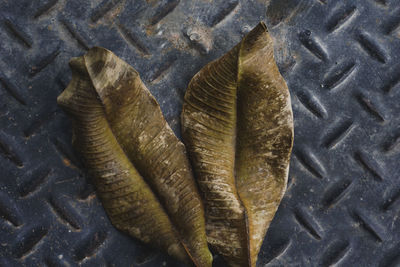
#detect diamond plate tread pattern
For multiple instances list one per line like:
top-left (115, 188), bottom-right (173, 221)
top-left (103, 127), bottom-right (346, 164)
top-left (0, 0), bottom-right (399, 266)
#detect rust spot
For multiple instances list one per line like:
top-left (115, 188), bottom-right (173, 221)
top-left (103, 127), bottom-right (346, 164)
top-left (63, 158), bottom-right (72, 167)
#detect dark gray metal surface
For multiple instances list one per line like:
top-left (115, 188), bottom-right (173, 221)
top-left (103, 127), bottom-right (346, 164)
top-left (1, 0), bottom-right (400, 266)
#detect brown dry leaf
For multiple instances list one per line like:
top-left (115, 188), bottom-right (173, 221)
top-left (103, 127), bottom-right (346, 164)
top-left (57, 47), bottom-right (212, 267)
top-left (181, 22), bottom-right (294, 267)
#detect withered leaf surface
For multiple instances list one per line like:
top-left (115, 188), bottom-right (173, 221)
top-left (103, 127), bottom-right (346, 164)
top-left (181, 22), bottom-right (294, 267)
top-left (57, 47), bottom-right (212, 267)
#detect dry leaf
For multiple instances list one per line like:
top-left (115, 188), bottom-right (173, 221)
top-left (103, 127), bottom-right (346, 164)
top-left (181, 22), bottom-right (294, 267)
top-left (57, 47), bottom-right (212, 267)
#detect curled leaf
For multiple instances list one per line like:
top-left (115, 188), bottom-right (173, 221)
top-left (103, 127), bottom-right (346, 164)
top-left (57, 47), bottom-right (212, 267)
top-left (181, 22), bottom-right (294, 267)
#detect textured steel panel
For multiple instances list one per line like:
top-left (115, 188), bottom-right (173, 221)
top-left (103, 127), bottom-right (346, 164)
top-left (1, 0), bottom-right (400, 266)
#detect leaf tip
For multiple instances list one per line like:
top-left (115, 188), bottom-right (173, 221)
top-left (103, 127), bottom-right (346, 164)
top-left (259, 21), bottom-right (268, 32)
top-left (57, 57), bottom-right (87, 111)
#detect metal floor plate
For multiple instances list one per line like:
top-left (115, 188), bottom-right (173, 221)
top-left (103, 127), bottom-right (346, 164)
top-left (1, 0), bottom-right (400, 266)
